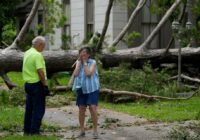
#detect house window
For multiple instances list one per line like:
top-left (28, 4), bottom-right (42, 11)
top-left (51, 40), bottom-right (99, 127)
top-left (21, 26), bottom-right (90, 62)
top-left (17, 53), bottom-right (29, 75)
top-left (62, 0), bottom-right (71, 48)
top-left (63, 25), bottom-right (70, 36)
top-left (37, 12), bottom-right (44, 35)
top-left (38, 13), bottom-right (43, 24)
top-left (85, 0), bottom-right (94, 36)
top-left (63, 0), bottom-right (71, 36)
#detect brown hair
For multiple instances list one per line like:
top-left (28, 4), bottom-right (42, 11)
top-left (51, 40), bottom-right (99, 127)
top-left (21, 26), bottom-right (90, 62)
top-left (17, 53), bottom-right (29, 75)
top-left (79, 46), bottom-right (91, 55)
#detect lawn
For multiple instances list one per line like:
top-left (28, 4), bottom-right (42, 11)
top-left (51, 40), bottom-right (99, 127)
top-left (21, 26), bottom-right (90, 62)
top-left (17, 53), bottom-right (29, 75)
top-left (7, 72), bottom-right (24, 86)
top-left (2, 72), bottom-right (69, 87)
top-left (100, 96), bottom-right (200, 122)
top-left (0, 105), bottom-right (61, 139)
top-left (0, 72), bottom-right (200, 139)
top-left (0, 106), bottom-right (24, 131)
top-left (1, 72), bottom-right (200, 123)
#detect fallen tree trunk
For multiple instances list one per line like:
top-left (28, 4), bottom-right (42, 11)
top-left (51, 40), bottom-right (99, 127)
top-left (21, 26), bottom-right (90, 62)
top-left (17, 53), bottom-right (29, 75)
top-left (169, 74), bottom-right (200, 83)
top-left (53, 86), bottom-right (197, 101)
top-left (2, 47), bottom-right (200, 74)
top-left (2, 47), bottom-right (200, 89)
top-left (100, 88), bottom-right (197, 101)
top-left (101, 47), bottom-right (200, 68)
top-left (0, 49), bottom-right (78, 74)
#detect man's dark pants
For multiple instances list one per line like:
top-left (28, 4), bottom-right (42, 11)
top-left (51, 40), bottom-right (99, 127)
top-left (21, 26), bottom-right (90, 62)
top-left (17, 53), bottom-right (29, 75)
top-left (24, 81), bottom-right (45, 135)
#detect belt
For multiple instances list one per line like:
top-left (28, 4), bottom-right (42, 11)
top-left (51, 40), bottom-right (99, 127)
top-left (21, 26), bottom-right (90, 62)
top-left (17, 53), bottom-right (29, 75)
top-left (25, 81), bottom-right (42, 86)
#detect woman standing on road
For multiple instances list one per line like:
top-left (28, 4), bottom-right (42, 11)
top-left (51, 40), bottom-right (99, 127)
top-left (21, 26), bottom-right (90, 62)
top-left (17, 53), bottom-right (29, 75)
top-left (72, 46), bottom-right (100, 139)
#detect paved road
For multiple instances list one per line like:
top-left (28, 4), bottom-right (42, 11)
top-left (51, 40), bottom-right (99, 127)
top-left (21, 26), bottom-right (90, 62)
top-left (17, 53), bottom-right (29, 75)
top-left (44, 106), bottom-right (171, 140)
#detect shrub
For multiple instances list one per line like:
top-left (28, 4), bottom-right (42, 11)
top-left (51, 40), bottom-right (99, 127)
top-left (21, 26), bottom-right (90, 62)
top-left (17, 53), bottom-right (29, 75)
top-left (9, 87), bottom-right (26, 106)
top-left (100, 62), bottom-right (183, 97)
top-left (168, 124), bottom-right (200, 140)
top-left (0, 90), bottom-right (9, 105)
top-left (2, 21), bottom-right (16, 46)
top-left (196, 111), bottom-right (200, 120)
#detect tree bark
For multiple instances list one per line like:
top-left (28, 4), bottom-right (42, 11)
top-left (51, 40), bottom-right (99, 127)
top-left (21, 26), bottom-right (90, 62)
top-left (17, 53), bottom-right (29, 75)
top-left (4, 0), bottom-right (41, 51)
top-left (0, 49), bottom-right (78, 74)
top-left (53, 86), bottom-right (197, 101)
top-left (0, 71), bottom-right (16, 89)
top-left (0, 24), bottom-right (3, 47)
top-left (1, 47), bottom-right (200, 74)
top-left (101, 47), bottom-right (200, 68)
top-left (96, 0), bottom-right (114, 51)
top-left (2, 47), bottom-right (200, 88)
top-left (111, 0), bottom-right (147, 47)
top-left (169, 74), bottom-right (200, 83)
top-left (100, 88), bottom-right (196, 101)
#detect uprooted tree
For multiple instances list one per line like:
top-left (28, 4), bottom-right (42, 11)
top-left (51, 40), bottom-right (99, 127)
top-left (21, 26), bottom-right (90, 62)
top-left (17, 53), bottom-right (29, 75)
top-left (0, 0), bottom-right (200, 100)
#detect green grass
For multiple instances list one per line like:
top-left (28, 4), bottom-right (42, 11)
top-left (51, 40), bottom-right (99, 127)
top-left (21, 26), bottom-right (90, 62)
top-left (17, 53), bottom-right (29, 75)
top-left (0, 106), bottom-right (61, 132)
top-left (0, 72), bottom-right (69, 87)
top-left (0, 135), bottom-right (57, 140)
top-left (7, 72), bottom-right (24, 86)
top-left (1, 72), bottom-right (200, 123)
top-left (100, 97), bottom-right (200, 122)
top-left (0, 72), bottom-right (24, 87)
top-left (0, 106), bottom-right (24, 131)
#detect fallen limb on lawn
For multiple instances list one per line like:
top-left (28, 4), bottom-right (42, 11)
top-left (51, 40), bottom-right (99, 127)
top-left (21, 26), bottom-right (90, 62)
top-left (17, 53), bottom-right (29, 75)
top-left (53, 86), bottom-right (198, 101)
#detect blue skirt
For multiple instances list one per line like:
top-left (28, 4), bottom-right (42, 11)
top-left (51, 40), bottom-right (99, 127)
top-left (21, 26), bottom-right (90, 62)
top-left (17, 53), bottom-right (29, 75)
top-left (76, 89), bottom-right (99, 106)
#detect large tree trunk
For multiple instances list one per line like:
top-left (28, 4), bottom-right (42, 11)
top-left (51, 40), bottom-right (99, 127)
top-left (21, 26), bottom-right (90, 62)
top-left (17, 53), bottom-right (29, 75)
top-left (0, 49), bottom-right (78, 89)
top-left (96, 0), bottom-right (114, 51)
top-left (1, 47), bottom-right (200, 89)
top-left (111, 0), bottom-right (147, 47)
top-left (4, 0), bottom-right (41, 51)
top-left (101, 47), bottom-right (200, 68)
top-left (0, 49), bottom-right (77, 74)
top-left (1, 47), bottom-right (200, 73)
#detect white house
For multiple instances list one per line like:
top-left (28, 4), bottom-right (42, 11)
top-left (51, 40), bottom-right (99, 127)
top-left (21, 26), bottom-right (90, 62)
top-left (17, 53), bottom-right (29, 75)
top-left (16, 0), bottom-right (176, 50)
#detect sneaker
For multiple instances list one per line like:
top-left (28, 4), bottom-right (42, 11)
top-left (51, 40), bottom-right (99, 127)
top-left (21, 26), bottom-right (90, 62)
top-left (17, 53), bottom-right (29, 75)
top-left (93, 132), bottom-right (98, 139)
top-left (76, 131), bottom-right (85, 138)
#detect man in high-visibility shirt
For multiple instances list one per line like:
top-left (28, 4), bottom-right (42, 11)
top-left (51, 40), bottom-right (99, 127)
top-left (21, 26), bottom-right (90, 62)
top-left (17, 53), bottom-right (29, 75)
top-left (22, 36), bottom-right (49, 135)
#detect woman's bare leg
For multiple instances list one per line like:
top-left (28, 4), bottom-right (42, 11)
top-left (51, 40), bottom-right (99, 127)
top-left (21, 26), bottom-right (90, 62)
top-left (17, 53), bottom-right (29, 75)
top-left (89, 105), bottom-right (98, 132)
top-left (79, 105), bottom-right (87, 132)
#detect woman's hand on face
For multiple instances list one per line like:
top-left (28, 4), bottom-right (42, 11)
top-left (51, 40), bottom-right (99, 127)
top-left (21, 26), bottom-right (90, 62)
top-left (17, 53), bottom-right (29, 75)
top-left (80, 54), bottom-right (88, 63)
top-left (79, 49), bottom-right (89, 64)
top-left (82, 56), bottom-right (88, 64)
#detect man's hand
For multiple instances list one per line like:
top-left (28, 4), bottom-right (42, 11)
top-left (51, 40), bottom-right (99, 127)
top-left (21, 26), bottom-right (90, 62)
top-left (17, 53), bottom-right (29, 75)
top-left (44, 85), bottom-right (51, 96)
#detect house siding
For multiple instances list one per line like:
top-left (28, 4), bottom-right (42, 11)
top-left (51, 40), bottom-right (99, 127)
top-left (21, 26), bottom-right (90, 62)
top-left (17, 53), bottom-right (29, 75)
top-left (16, 0), bottom-right (174, 50)
top-left (112, 1), bottom-right (128, 48)
top-left (70, 0), bottom-right (85, 47)
top-left (94, 0), bottom-right (113, 45)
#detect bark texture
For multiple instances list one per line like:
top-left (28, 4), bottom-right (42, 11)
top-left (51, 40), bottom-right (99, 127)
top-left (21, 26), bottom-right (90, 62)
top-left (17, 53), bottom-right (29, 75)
top-left (1, 47), bottom-right (200, 74)
top-left (0, 49), bottom-right (77, 75)
top-left (53, 86), bottom-right (197, 101)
